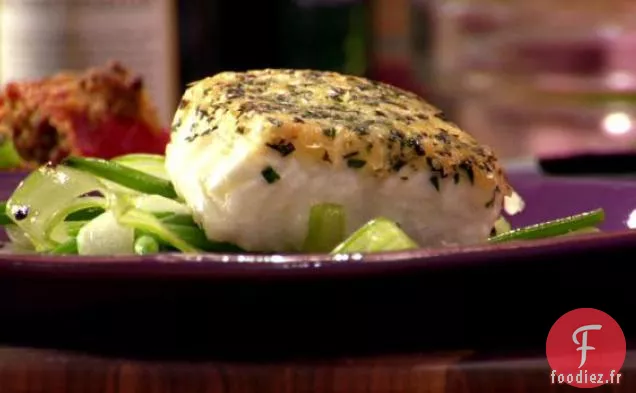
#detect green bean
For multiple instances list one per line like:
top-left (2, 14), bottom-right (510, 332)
top-left (165, 224), bottom-right (244, 252)
top-left (158, 213), bottom-right (198, 227)
top-left (134, 235), bottom-right (160, 255)
top-left (66, 206), bottom-right (105, 221)
top-left (63, 156), bottom-right (178, 199)
top-left (489, 208), bottom-right (605, 243)
top-left (49, 238), bottom-right (79, 255)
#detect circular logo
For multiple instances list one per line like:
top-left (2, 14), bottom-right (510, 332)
top-left (546, 308), bottom-right (626, 388)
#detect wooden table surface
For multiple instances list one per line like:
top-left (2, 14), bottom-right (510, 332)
top-left (0, 346), bottom-right (632, 393)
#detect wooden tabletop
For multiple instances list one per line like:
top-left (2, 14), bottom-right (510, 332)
top-left (0, 347), bottom-right (632, 393)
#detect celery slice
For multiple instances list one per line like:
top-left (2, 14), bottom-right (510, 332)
top-left (331, 217), bottom-right (419, 254)
top-left (302, 203), bottom-right (346, 252)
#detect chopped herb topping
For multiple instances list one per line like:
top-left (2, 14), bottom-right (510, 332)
top-left (322, 127), bottom-right (336, 139)
top-left (261, 166), bottom-right (280, 184)
top-left (178, 98), bottom-right (190, 109)
top-left (459, 162), bottom-right (475, 184)
top-left (266, 141), bottom-right (296, 157)
top-left (173, 69), bottom-right (509, 195)
top-left (429, 176), bottom-right (440, 191)
top-left (347, 159), bottom-right (366, 169)
top-left (392, 159), bottom-right (406, 172)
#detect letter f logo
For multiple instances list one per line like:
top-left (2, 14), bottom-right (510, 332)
top-left (573, 324), bottom-right (602, 368)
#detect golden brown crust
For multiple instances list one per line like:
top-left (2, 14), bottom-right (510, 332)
top-left (173, 69), bottom-right (511, 195)
top-left (0, 61), bottom-right (163, 166)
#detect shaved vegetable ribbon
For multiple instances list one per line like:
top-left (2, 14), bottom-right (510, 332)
top-left (5, 165), bottom-right (107, 251)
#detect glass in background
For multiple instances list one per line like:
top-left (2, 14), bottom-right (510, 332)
top-left (422, 0), bottom-right (636, 160)
top-left (412, 0), bottom-right (513, 114)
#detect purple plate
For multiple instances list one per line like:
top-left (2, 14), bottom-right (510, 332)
top-left (0, 170), bottom-right (635, 275)
top-left (0, 170), bottom-right (635, 359)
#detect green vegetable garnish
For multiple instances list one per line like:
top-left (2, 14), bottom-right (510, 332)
top-left (49, 238), bottom-right (79, 255)
top-left (163, 223), bottom-right (244, 253)
top-left (489, 208), bottom-right (605, 243)
top-left (117, 209), bottom-right (199, 253)
top-left (134, 235), bottom-right (160, 255)
top-left (331, 217), bottom-right (419, 254)
top-left (64, 156), bottom-right (178, 199)
top-left (5, 165), bottom-right (106, 250)
top-left (302, 203), bottom-right (346, 252)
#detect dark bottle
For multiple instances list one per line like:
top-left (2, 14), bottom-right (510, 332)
top-left (277, 0), bottom-right (370, 76)
top-left (177, 0), bottom-right (370, 92)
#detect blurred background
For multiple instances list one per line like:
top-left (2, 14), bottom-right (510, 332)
top-left (3, 0), bottom-right (636, 162)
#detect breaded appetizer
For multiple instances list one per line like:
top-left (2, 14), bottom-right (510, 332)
top-left (0, 62), bottom-right (169, 169)
top-left (166, 69), bottom-right (512, 252)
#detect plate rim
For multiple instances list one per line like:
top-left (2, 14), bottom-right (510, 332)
top-left (0, 230), bottom-right (634, 279)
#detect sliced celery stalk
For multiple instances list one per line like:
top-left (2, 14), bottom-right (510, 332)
top-left (302, 203), bottom-right (346, 253)
top-left (331, 217), bottom-right (419, 254)
top-left (6, 165), bottom-right (105, 250)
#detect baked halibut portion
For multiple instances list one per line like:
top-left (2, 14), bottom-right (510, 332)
top-left (166, 69), bottom-right (512, 252)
